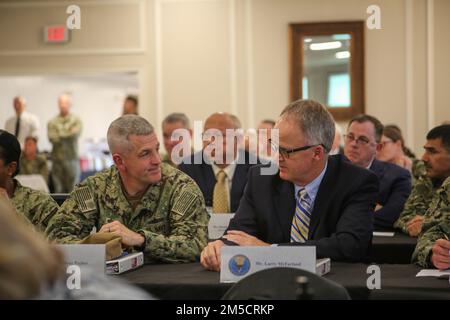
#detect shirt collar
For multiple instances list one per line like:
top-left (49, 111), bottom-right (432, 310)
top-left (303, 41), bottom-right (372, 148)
top-left (366, 157), bottom-right (375, 169)
top-left (294, 161), bottom-right (328, 205)
top-left (211, 155), bottom-right (237, 180)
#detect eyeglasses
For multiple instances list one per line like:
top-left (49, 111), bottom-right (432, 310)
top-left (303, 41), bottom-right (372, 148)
top-left (269, 139), bottom-right (324, 159)
top-left (344, 134), bottom-right (371, 146)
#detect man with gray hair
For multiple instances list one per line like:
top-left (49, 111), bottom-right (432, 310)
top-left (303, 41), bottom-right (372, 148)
top-left (201, 99), bottom-right (379, 271)
top-left (161, 112), bottom-right (192, 167)
top-left (46, 115), bottom-right (209, 263)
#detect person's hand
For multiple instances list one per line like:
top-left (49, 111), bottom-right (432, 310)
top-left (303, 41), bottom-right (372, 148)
top-left (375, 204), bottom-right (383, 211)
top-left (223, 230), bottom-right (270, 246)
top-left (406, 215), bottom-right (424, 237)
top-left (0, 187), bottom-right (9, 199)
top-left (99, 220), bottom-right (145, 247)
top-left (431, 239), bottom-right (450, 270)
top-left (200, 240), bottom-right (225, 272)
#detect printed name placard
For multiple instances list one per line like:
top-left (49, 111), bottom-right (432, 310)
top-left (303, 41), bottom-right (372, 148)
top-left (220, 246), bottom-right (316, 283)
top-left (208, 213), bottom-right (234, 240)
top-left (58, 244), bottom-right (106, 274)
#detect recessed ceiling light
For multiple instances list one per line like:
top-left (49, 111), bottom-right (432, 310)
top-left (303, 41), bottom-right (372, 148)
top-left (335, 51), bottom-right (350, 59)
top-left (310, 41), bottom-right (342, 51)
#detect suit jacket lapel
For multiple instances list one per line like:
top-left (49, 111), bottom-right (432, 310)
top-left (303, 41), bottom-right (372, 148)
top-left (273, 177), bottom-right (296, 243)
top-left (370, 159), bottom-right (384, 178)
top-left (308, 157), bottom-right (337, 238)
top-left (230, 164), bottom-right (246, 211)
top-left (203, 164), bottom-right (216, 205)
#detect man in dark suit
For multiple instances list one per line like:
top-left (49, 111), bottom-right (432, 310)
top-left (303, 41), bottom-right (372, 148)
top-left (343, 115), bottom-right (412, 230)
top-left (200, 100), bottom-right (379, 271)
top-left (179, 113), bottom-right (259, 213)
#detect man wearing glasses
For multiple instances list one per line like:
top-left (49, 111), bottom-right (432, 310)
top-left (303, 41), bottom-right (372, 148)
top-left (343, 115), bottom-right (412, 230)
top-left (201, 99), bottom-right (379, 271)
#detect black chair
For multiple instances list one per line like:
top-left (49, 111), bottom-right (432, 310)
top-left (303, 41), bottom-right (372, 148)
top-left (50, 193), bottom-right (69, 206)
top-left (222, 267), bottom-right (350, 300)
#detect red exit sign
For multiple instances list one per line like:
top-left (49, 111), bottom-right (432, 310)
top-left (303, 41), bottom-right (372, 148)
top-left (44, 25), bottom-right (69, 43)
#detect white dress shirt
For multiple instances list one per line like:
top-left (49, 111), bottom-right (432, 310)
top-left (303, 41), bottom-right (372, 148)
top-left (5, 111), bottom-right (40, 147)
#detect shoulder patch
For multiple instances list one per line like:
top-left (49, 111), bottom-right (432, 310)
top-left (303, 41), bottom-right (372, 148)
top-left (172, 190), bottom-right (197, 219)
top-left (74, 186), bottom-right (96, 213)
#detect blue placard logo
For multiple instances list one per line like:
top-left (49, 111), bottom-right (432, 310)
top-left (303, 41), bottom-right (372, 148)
top-left (228, 254), bottom-right (251, 276)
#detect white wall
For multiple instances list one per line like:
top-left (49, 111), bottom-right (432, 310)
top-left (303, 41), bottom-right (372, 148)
top-left (0, 0), bottom-right (449, 156)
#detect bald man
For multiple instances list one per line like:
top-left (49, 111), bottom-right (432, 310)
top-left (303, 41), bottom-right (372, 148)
top-left (178, 113), bottom-right (259, 213)
top-left (5, 96), bottom-right (40, 147)
top-left (47, 93), bottom-right (82, 193)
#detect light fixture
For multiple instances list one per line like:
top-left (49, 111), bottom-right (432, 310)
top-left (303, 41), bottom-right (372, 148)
top-left (304, 38), bottom-right (312, 43)
top-left (310, 41), bottom-right (342, 51)
top-left (335, 51), bottom-right (350, 59)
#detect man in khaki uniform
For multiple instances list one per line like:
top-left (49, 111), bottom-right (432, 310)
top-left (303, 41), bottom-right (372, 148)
top-left (47, 93), bottom-right (82, 193)
top-left (19, 136), bottom-right (49, 183)
top-left (46, 115), bottom-right (209, 263)
top-left (0, 130), bottom-right (59, 233)
top-left (395, 125), bottom-right (450, 236)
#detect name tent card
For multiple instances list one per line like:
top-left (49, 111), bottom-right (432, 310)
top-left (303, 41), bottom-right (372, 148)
top-left (58, 244), bottom-right (106, 274)
top-left (220, 246), bottom-right (316, 283)
top-left (208, 213), bottom-right (234, 240)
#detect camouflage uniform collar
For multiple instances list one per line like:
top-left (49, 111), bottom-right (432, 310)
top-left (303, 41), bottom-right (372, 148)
top-left (103, 166), bottom-right (129, 216)
top-left (442, 176), bottom-right (450, 188)
top-left (10, 178), bottom-right (23, 196)
top-left (10, 179), bottom-right (25, 205)
top-left (108, 165), bottom-right (166, 215)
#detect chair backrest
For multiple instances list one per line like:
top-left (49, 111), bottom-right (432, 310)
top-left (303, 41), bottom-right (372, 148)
top-left (222, 267), bottom-right (350, 300)
top-left (50, 193), bottom-right (70, 206)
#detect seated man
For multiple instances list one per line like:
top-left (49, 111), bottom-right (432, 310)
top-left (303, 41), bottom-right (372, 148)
top-left (343, 115), bottom-right (412, 230)
top-left (201, 100), bottom-right (379, 271)
top-left (20, 136), bottom-right (49, 184)
top-left (122, 95), bottom-right (138, 115)
top-left (161, 112), bottom-right (192, 168)
top-left (0, 130), bottom-right (59, 232)
top-left (179, 113), bottom-right (259, 213)
top-left (46, 115), bottom-right (209, 263)
top-left (412, 217), bottom-right (450, 270)
top-left (395, 124), bottom-right (450, 236)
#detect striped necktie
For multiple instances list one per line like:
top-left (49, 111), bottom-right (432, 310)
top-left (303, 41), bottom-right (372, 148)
top-left (291, 187), bottom-right (311, 243)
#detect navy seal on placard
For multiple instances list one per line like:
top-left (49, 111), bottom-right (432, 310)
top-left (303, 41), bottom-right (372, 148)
top-left (228, 254), bottom-right (251, 276)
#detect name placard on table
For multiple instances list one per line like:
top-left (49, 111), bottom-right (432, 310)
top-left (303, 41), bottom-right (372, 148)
top-left (58, 244), bottom-right (106, 274)
top-left (208, 213), bottom-right (234, 240)
top-left (220, 246), bottom-right (316, 283)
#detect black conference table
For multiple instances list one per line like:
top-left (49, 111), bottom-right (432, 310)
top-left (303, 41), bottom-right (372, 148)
top-left (370, 232), bottom-right (418, 264)
top-left (121, 262), bottom-right (450, 300)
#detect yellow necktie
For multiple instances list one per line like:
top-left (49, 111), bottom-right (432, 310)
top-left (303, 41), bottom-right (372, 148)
top-left (213, 170), bottom-right (230, 213)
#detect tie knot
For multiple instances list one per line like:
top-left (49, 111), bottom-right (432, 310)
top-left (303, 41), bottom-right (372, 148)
top-left (297, 188), bottom-right (309, 201)
top-left (216, 170), bottom-right (227, 183)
